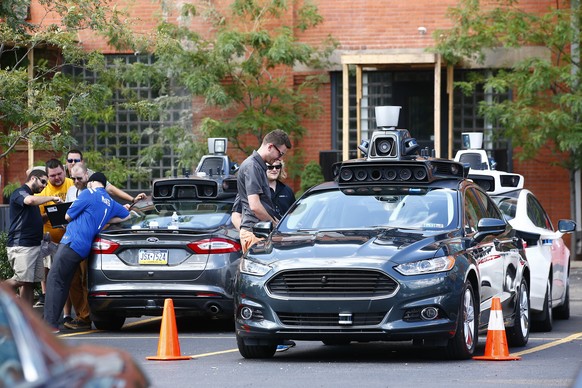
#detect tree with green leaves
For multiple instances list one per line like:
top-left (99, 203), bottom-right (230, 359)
top-left (434, 0), bottom-right (582, 170)
top-left (0, 0), bottom-right (147, 160)
top-left (137, 0), bottom-right (337, 176)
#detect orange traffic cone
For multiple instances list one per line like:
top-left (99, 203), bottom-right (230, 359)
top-left (147, 299), bottom-right (191, 361)
top-left (473, 297), bottom-right (521, 361)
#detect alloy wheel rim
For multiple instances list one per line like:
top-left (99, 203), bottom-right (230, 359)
top-left (519, 286), bottom-right (530, 337)
top-left (463, 287), bottom-right (475, 350)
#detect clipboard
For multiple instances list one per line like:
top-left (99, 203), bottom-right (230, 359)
top-left (44, 202), bottom-right (73, 228)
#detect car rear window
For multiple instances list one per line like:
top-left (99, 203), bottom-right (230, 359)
top-left (119, 200), bottom-right (234, 230)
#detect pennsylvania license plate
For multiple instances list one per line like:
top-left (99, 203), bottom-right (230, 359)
top-left (138, 249), bottom-right (169, 265)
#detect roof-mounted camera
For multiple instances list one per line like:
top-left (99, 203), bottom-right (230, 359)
top-left (358, 106), bottom-right (420, 160)
top-left (195, 138), bottom-right (239, 177)
top-left (453, 132), bottom-right (524, 194)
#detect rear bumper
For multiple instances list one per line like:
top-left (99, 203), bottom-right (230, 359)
top-left (89, 290), bottom-right (234, 320)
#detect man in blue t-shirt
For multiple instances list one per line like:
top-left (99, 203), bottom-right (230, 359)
top-left (43, 172), bottom-right (130, 332)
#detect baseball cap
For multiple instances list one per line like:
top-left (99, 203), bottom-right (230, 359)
top-left (87, 172), bottom-right (107, 187)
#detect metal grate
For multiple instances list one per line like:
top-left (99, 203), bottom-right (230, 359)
top-left (277, 312), bottom-right (386, 327)
top-left (267, 270), bottom-right (397, 298)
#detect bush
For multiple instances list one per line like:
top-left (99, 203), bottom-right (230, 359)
top-left (0, 231), bottom-right (14, 281)
top-left (297, 161), bottom-right (325, 198)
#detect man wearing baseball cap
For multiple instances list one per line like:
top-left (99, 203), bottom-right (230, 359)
top-left (44, 172), bottom-right (132, 333)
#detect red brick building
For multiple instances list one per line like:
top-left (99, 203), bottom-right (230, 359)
top-left (1, 0), bottom-right (578, 254)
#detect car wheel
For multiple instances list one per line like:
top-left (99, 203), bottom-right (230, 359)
top-left (91, 314), bottom-right (126, 331)
top-left (507, 279), bottom-right (530, 347)
top-left (553, 280), bottom-right (570, 320)
top-left (322, 339), bottom-right (351, 346)
top-left (533, 278), bottom-right (552, 332)
top-left (445, 281), bottom-right (477, 360)
top-left (236, 335), bottom-right (277, 359)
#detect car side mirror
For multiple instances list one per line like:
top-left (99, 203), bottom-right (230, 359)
top-left (473, 218), bottom-right (506, 243)
top-left (253, 221), bottom-right (273, 239)
top-left (558, 219), bottom-right (576, 233)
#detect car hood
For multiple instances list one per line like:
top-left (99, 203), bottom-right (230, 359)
top-left (248, 228), bottom-right (460, 266)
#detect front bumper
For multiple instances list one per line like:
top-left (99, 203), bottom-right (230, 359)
top-left (235, 270), bottom-right (464, 343)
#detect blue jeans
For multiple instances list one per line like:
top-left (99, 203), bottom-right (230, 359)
top-left (43, 243), bottom-right (83, 328)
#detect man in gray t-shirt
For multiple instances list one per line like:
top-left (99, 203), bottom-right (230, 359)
top-left (237, 129), bottom-right (292, 253)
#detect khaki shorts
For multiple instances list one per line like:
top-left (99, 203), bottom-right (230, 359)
top-left (43, 254), bottom-right (52, 269)
top-left (7, 246), bottom-right (44, 283)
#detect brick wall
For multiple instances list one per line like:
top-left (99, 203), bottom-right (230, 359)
top-left (514, 147), bottom-right (573, 225)
top-left (6, 0), bottom-right (570, 227)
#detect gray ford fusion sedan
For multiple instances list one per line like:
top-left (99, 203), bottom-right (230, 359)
top-left (234, 139), bottom-right (530, 360)
top-left (88, 176), bottom-right (240, 330)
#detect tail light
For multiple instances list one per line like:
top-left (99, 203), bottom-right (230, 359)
top-left (92, 237), bottom-right (120, 254)
top-left (188, 238), bottom-right (241, 254)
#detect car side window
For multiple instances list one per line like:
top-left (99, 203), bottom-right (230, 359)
top-left (463, 189), bottom-right (482, 234)
top-left (473, 188), bottom-right (504, 220)
top-left (526, 193), bottom-right (554, 231)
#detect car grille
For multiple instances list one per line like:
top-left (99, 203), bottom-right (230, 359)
top-left (277, 312), bottom-right (386, 326)
top-left (267, 269), bottom-right (397, 298)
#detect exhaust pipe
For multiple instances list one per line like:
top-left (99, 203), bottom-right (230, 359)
top-left (207, 303), bottom-right (221, 315)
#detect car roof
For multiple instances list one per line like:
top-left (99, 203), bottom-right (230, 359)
top-left (308, 176), bottom-right (467, 195)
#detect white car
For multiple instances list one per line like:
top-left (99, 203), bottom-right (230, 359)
top-left (492, 189), bottom-right (576, 331)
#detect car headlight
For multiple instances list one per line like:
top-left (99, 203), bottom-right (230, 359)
top-left (239, 257), bottom-right (272, 276)
top-left (395, 256), bottom-right (455, 275)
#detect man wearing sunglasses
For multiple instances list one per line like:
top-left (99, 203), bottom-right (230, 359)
top-left (5, 169), bottom-right (63, 307)
top-left (236, 129), bottom-right (292, 253)
top-left (65, 149), bottom-right (146, 205)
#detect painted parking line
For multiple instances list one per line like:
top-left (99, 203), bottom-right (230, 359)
top-left (512, 332), bottom-right (582, 357)
top-left (187, 349), bottom-right (240, 358)
top-left (57, 316), bottom-right (163, 337)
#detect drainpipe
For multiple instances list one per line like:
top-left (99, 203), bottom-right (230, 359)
top-left (571, 0), bottom-right (581, 259)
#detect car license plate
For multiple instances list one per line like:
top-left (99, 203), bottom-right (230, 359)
top-left (138, 249), bottom-right (168, 265)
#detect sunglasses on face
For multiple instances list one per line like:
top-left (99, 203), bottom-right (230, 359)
top-left (272, 144), bottom-right (285, 158)
top-left (72, 177), bottom-right (84, 181)
top-left (267, 165), bottom-right (282, 170)
top-left (37, 177), bottom-right (48, 185)
top-left (67, 158), bottom-right (81, 163)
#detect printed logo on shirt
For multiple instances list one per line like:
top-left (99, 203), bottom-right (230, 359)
top-left (101, 195), bottom-right (111, 206)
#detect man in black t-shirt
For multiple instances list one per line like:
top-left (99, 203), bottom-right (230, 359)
top-left (237, 129), bottom-right (292, 253)
top-left (5, 170), bottom-right (63, 306)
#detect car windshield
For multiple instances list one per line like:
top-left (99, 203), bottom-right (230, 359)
top-left (279, 187), bottom-right (459, 232)
top-left (116, 201), bottom-right (234, 230)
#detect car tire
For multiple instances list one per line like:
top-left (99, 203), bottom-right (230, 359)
top-left (533, 278), bottom-right (552, 332)
top-left (445, 281), bottom-right (477, 360)
top-left (507, 279), bottom-right (530, 347)
top-left (236, 335), bottom-right (277, 359)
top-left (91, 314), bottom-right (126, 331)
top-left (553, 280), bottom-right (570, 320)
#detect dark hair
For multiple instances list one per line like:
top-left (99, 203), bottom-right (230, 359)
top-left (45, 158), bottom-right (64, 170)
top-left (263, 129), bottom-right (292, 149)
top-left (27, 169), bottom-right (47, 181)
top-left (67, 149), bottom-right (83, 160)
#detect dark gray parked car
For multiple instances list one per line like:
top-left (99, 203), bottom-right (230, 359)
top-left (88, 176), bottom-right (240, 330)
top-left (234, 128), bottom-right (531, 360)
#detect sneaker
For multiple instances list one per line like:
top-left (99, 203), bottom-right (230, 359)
top-left (64, 318), bottom-right (91, 330)
top-left (63, 316), bottom-right (73, 324)
top-left (34, 294), bottom-right (45, 307)
top-left (276, 340), bottom-right (296, 352)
